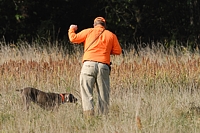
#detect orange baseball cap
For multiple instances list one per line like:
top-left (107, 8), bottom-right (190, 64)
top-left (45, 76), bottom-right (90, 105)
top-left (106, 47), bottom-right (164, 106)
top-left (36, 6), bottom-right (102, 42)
top-left (94, 17), bottom-right (106, 23)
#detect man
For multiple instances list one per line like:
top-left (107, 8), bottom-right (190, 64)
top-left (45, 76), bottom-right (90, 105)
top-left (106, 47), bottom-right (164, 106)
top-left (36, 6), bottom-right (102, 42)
top-left (68, 17), bottom-right (122, 117)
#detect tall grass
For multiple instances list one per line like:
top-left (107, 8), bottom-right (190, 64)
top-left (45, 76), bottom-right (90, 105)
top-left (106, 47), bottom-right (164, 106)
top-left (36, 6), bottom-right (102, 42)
top-left (0, 41), bottom-right (200, 133)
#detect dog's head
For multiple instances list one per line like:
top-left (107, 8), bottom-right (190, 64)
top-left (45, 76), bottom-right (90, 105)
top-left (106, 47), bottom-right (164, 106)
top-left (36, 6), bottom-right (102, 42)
top-left (63, 93), bottom-right (78, 103)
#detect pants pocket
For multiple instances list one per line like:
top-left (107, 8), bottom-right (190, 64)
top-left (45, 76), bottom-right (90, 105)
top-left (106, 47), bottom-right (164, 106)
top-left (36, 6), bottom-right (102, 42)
top-left (81, 62), bottom-right (96, 76)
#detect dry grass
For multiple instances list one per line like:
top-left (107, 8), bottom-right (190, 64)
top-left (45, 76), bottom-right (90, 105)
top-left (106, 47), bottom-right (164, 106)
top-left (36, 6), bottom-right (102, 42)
top-left (0, 42), bottom-right (200, 133)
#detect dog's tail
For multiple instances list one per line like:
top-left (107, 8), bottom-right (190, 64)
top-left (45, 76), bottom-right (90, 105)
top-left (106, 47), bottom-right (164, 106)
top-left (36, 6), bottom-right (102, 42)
top-left (16, 89), bottom-right (23, 93)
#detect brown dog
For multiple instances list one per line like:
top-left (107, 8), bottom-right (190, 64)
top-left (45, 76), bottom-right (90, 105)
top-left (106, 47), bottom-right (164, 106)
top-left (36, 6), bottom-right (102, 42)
top-left (16, 87), bottom-right (78, 111)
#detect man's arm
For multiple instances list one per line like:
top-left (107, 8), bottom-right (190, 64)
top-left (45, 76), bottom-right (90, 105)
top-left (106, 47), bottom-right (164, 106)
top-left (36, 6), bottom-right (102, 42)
top-left (111, 34), bottom-right (122, 55)
top-left (68, 25), bottom-right (89, 44)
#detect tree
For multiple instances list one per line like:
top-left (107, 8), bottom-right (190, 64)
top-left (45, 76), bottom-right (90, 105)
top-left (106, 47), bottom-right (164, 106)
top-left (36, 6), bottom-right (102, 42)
top-left (0, 0), bottom-right (199, 49)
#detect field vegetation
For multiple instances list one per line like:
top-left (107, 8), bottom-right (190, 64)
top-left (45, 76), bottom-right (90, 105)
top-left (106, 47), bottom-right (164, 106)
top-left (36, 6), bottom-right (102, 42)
top-left (0, 41), bottom-right (200, 133)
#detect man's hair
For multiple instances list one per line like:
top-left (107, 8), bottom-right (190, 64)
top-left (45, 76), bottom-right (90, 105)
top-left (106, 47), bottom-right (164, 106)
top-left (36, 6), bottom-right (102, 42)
top-left (94, 20), bottom-right (106, 27)
top-left (94, 17), bottom-right (106, 27)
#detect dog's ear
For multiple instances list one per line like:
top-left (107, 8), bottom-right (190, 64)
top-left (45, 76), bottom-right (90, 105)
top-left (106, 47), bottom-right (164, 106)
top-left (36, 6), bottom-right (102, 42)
top-left (69, 94), bottom-right (78, 103)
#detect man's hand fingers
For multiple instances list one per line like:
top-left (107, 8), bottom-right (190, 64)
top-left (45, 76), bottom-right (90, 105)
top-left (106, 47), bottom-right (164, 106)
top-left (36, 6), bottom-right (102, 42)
top-left (70, 25), bottom-right (78, 31)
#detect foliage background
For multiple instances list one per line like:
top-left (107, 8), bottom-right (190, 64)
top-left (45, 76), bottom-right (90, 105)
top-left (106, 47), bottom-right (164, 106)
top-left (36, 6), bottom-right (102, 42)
top-left (0, 0), bottom-right (200, 49)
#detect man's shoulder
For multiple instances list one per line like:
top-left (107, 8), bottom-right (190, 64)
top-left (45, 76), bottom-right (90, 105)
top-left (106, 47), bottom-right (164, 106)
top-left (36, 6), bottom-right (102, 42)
top-left (81, 28), bottom-right (93, 33)
top-left (105, 30), bottom-right (116, 36)
top-left (83, 28), bottom-right (93, 31)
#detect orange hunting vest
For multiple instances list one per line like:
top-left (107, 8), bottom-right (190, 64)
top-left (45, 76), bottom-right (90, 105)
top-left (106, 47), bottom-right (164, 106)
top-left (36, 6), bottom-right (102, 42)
top-left (68, 25), bottom-right (122, 65)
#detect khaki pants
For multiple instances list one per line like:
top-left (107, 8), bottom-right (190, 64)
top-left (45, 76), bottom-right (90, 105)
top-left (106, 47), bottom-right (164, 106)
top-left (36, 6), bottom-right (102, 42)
top-left (80, 61), bottom-right (110, 115)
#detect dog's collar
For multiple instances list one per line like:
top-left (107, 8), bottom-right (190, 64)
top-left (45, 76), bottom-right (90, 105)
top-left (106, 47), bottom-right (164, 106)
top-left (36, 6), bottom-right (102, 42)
top-left (60, 94), bottom-right (65, 103)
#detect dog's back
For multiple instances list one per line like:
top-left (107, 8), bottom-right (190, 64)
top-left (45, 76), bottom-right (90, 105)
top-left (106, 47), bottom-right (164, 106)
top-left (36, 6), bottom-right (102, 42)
top-left (16, 87), bottom-right (77, 111)
top-left (16, 87), bottom-right (40, 103)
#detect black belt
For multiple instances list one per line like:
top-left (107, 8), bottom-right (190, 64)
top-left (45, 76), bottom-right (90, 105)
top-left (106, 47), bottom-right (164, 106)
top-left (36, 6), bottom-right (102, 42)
top-left (84, 60), bottom-right (110, 67)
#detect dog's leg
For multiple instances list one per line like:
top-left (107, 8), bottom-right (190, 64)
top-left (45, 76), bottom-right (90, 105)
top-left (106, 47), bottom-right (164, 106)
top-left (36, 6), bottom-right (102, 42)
top-left (52, 103), bottom-right (59, 112)
top-left (23, 95), bottom-right (31, 111)
top-left (22, 95), bottom-right (28, 110)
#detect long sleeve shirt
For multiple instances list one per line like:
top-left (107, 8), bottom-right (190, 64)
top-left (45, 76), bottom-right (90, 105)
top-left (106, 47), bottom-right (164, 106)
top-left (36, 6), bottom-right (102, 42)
top-left (68, 25), bottom-right (122, 65)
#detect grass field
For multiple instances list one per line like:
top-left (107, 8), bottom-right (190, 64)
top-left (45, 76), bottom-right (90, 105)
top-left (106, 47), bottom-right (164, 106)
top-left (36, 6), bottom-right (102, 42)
top-left (0, 42), bottom-right (200, 133)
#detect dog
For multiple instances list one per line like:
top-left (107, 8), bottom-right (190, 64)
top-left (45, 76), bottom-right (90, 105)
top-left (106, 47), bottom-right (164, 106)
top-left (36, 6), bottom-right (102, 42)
top-left (16, 87), bottom-right (78, 111)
